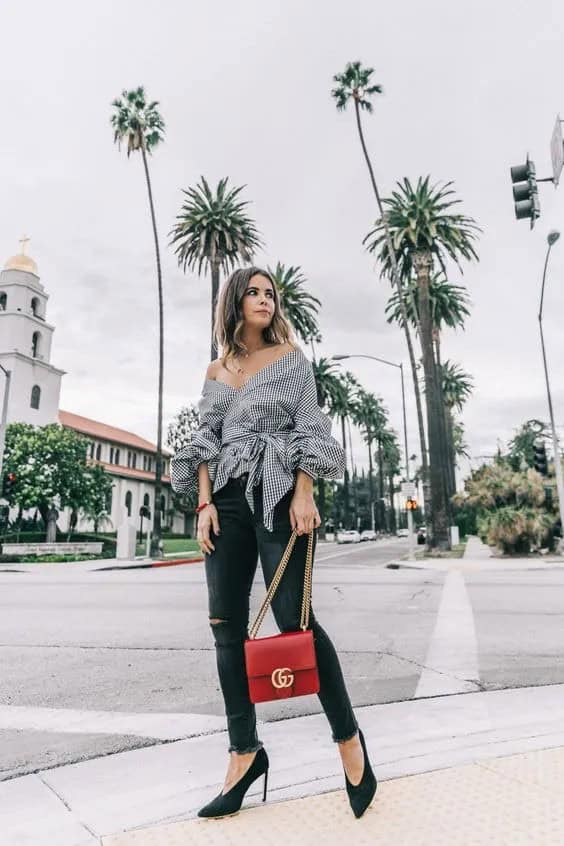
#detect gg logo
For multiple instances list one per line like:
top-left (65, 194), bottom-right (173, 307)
top-left (271, 667), bottom-right (294, 689)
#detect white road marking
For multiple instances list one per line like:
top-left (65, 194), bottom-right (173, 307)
top-left (0, 705), bottom-right (227, 740)
top-left (316, 542), bottom-right (405, 563)
top-left (415, 570), bottom-right (481, 698)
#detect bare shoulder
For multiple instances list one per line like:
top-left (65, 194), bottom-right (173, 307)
top-left (205, 360), bottom-right (222, 381)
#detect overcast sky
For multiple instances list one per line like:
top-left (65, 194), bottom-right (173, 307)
top-left (2, 0), bottom-right (564, 477)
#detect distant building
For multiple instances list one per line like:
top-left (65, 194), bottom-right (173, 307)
top-left (0, 239), bottom-right (185, 534)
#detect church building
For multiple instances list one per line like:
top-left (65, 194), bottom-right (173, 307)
top-left (0, 240), bottom-right (184, 535)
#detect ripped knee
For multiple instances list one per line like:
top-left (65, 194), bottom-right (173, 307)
top-left (210, 618), bottom-right (228, 625)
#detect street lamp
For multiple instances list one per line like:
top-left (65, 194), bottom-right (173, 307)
top-left (0, 363), bottom-right (11, 482)
top-left (538, 230), bottom-right (564, 550)
top-left (332, 353), bottom-right (414, 558)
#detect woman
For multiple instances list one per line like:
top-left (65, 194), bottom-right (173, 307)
top-left (171, 266), bottom-right (377, 820)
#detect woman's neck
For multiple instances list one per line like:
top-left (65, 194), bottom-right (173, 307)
top-left (240, 329), bottom-right (271, 355)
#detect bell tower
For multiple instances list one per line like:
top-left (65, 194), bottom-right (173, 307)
top-left (0, 238), bottom-right (65, 425)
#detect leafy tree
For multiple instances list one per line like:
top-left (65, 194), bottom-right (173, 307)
top-left (365, 177), bottom-right (480, 549)
top-left (331, 62), bottom-right (426, 507)
top-left (454, 460), bottom-right (557, 555)
top-left (351, 388), bottom-right (388, 530)
top-left (79, 464), bottom-right (114, 534)
top-left (508, 419), bottom-right (548, 472)
top-left (111, 86), bottom-right (166, 557)
top-left (169, 177), bottom-right (262, 361)
top-left (441, 361), bottom-right (473, 498)
top-left (3, 423), bottom-right (112, 539)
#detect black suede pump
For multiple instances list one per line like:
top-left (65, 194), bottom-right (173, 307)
top-left (197, 747), bottom-right (269, 819)
top-left (343, 729), bottom-right (377, 819)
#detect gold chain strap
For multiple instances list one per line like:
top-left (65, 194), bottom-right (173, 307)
top-left (248, 529), bottom-right (314, 640)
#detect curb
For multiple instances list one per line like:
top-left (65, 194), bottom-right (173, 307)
top-left (95, 556), bottom-right (204, 571)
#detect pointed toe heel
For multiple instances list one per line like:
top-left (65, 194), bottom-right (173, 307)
top-left (197, 747), bottom-right (269, 819)
top-left (344, 729), bottom-right (377, 819)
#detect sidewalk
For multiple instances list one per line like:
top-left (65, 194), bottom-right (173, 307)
top-left (3, 683), bottom-right (564, 845)
top-left (389, 534), bottom-right (564, 572)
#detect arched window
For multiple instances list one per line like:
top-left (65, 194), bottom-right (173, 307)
top-left (105, 487), bottom-right (113, 512)
top-left (0, 292), bottom-right (6, 310)
top-left (95, 444), bottom-right (101, 461)
top-left (115, 448), bottom-right (120, 465)
top-left (31, 297), bottom-right (40, 318)
top-left (30, 384), bottom-right (41, 409)
top-left (31, 331), bottom-right (41, 358)
top-left (143, 493), bottom-right (150, 507)
top-left (160, 494), bottom-right (166, 514)
top-left (125, 490), bottom-right (132, 517)
top-left (89, 442), bottom-right (95, 459)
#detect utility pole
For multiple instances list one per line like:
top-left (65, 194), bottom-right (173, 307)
top-left (0, 364), bottom-right (11, 483)
top-left (539, 231), bottom-right (564, 551)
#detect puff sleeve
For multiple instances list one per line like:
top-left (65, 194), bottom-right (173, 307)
top-left (170, 384), bottom-right (223, 499)
top-left (286, 359), bottom-right (345, 480)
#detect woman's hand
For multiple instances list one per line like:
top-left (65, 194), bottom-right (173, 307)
top-left (289, 489), bottom-right (321, 536)
top-left (197, 503), bottom-right (220, 554)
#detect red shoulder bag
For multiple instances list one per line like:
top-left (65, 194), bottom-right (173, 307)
top-left (244, 529), bottom-right (319, 704)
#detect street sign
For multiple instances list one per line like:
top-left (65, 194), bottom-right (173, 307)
top-left (550, 115), bottom-right (564, 187)
top-left (401, 482), bottom-right (416, 497)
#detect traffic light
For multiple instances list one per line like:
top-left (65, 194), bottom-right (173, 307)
top-left (406, 498), bottom-right (418, 511)
top-left (533, 440), bottom-right (548, 476)
top-left (510, 156), bottom-right (540, 227)
top-left (1, 472), bottom-right (16, 499)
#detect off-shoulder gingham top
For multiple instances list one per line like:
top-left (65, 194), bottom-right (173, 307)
top-left (170, 347), bottom-right (345, 532)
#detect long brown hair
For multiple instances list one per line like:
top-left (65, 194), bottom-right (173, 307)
top-left (214, 266), bottom-right (297, 368)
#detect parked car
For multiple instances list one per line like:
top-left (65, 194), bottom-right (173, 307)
top-left (396, 528), bottom-right (409, 538)
top-left (336, 530), bottom-right (361, 544)
top-left (360, 529), bottom-right (377, 542)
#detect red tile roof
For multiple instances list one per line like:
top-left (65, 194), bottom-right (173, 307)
top-left (59, 410), bottom-right (172, 456)
top-left (95, 460), bottom-right (171, 485)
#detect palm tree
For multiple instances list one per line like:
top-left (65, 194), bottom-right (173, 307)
top-left (441, 361), bottom-right (474, 499)
top-left (381, 432), bottom-right (402, 533)
top-left (352, 388), bottom-right (388, 530)
top-left (311, 357), bottom-right (347, 538)
top-left (169, 177), bottom-right (262, 361)
top-left (329, 370), bottom-right (360, 528)
top-left (365, 177), bottom-right (480, 548)
top-left (268, 263), bottom-right (322, 356)
top-left (331, 63), bottom-right (426, 491)
top-left (386, 273), bottom-right (471, 519)
top-left (111, 86), bottom-right (166, 556)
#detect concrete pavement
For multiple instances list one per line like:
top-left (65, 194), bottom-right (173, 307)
top-left (3, 681), bottom-right (564, 844)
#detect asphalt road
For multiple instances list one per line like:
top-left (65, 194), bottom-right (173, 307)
top-left (2, 537), bottom-right (564, 780)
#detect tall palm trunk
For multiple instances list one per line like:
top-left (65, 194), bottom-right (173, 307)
top-left (433, 333), bottom-right (455, 512)
top-left (413, 251), bottom-right (449, 549)
top-left (340, 415), bottom-right (351, 528)
top-left (445, 410), bottom-right (457, 499)
top-left (403, 323), bottom-right (430, 516)
top-left (388, 471), bottom-right (397, 533)
top-left (347, 416), bottom-right (358, 529)
top-left (141, 144), bottom-right (164, 556)
top-left (377, 437), bottom-right (386, 531)
top-left (352, 97), bottom-right (430, 510)
top-left (367, 435), bottom-right (376, 530)
top-left (210, 260), bottom-right (220, 361)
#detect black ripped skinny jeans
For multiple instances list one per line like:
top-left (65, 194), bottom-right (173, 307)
top-left (205, 472), bottom-right (359, 754)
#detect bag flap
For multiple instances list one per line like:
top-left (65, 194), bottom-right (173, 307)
top-left (245, 630), bottom-right (316, 677)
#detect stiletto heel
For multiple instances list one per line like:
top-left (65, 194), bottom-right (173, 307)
top-left (198, 747), bottom-right (270, 819)
top-left (343, 729), bottom-right (377, 819)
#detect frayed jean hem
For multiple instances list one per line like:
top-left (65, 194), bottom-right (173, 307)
top-left (332, 725), bottom-right (360, 744)
top-left (228, 740), bottom-right (264, 754)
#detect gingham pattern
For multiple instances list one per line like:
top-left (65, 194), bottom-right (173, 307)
top-left (170, 347), bottom-right (345, 532)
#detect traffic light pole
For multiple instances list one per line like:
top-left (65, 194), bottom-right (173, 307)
top-left (0, 365), bottom-right (11, 483)
top-left (539, 238), bottom-right (564, 551)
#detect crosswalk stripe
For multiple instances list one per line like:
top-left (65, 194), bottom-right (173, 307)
top-left (415, 570), bottom-right (481, 698)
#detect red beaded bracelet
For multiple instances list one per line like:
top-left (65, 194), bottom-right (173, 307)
top-left (195, 500), bottom-right (212, 514)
